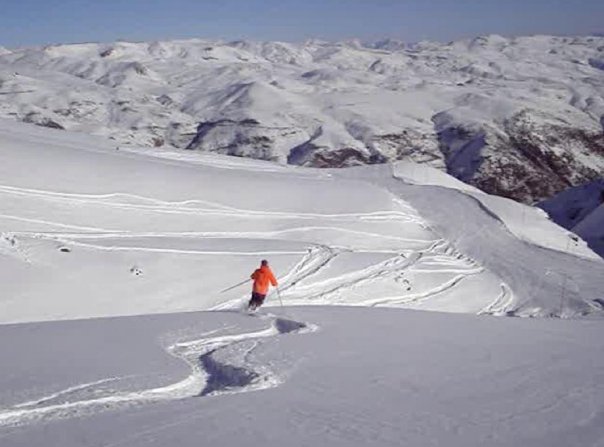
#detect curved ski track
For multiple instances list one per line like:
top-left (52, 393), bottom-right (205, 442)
top-left (0, 314), bottom-right (318, 428)
top-left (0, 169), bottom-right (516, 427)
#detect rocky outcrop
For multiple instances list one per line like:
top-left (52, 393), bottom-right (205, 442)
top-left (371, 129), bottom-right (443, 167)
top-left (186, 119), bottom-right (306, 162)
top-left (22, 112), bottom-right (65, 130)
top-left (433, 110), bottom-right (604, 204)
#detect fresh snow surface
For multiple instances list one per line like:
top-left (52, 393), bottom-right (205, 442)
top-left (1, 121), bottom-right (604, 446)
top-left (1, 308), bottom-right (604, 447)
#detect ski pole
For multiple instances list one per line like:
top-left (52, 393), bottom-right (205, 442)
top-left (276, 286), bottom-right (284, 308)
top-left (219, 278), bottom-right (250, 293)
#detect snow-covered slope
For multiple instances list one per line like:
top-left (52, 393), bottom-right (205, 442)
top-left (0, 119), bottom-right (602, 323)
top-left (1, 120), bottom-right (604, 446)
top-left (1, 35), bottom-right (603, 205)
top-left (2, 307), bottom-right (604, 447)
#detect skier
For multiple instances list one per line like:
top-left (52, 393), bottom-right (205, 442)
top-left (248, 259), bottom-right (278, 311)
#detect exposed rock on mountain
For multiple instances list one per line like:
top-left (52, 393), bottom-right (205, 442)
top-left (0, 35), bottom-right (602, 203)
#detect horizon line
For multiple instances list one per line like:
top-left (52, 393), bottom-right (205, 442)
top-left (4, 30), bottom-right (603, 51)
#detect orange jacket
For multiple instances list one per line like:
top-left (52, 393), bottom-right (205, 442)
top-left (251, 266), bottom-right (278, 295)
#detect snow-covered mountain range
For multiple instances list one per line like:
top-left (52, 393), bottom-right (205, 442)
top-left (1, 34), bottom-right (602, 208)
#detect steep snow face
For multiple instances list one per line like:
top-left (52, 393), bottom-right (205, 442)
top-left (539, 179), bottom-right (604, 257)
top-left (539, 179), bottom-right (604, 227)
top-left (0, 35), bottom-right (603, 203)
top-left (0, 120), bottom-right (602, 324)
top-left (573, 204), bottom-right (604, 257)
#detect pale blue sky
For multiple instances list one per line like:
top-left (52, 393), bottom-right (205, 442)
top-left (1, 0), bottom-right (603, 48)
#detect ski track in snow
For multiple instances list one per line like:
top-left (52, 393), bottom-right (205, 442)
top-left (0, 184), bottom-right (424, 223)
top-left (0, 185), bottom-right (482, 316)
top-left (0, 163), bottom-right (519, 428)
top-left (0, 314), bottom-right (318, 428)
top-left (212, 238), bottom-right (490, 312)
top-left (1, 178), bottom-right (504, 315)
top-left (478, 284), bottom-right (515, 316)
